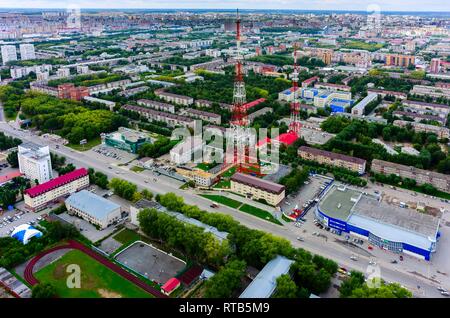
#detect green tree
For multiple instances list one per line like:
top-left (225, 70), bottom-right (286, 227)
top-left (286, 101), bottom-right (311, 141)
top-left (273, 274), bottom-right (298, 298)
top-left (32, 283), bottom-right (57, 298)
top-left (204, 260), bottom-right (246, 298)
top-left (6, 151), bottom-right (18, 168)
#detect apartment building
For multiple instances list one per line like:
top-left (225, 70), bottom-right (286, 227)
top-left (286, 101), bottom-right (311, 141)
top-left (29, 82), bottom-right (58, 96)
top-left (351, 93), bottom-right (378, 116)
top-left (180, 108), bottom-right (221, 125)
top-left (195, 99), bottom-right (233, 110)
top-left (393, 120), bottom-right (450, 139)
top-left (393, 111), bottom-right (447, 126)
top-left (155, 89), bottom-right (194, 106)
top-left (247, 107), bottom-right (273, 124)
top-left (24, 168), bottom-right (90, 212)
top-left (410, 85), bottom-right (450, 99)
top-left (367, 89), bottom-right (407, 100)
top-left (401, 100), bottom-right (450, 119)
top-left (314, 82), bottom-right (352, 92)
top-left (1, 45), bottom-right (17, 65)
top-left (298, 146), bottom-right (366, 175)
top-left (175, 167), bottom-right (215, 187)
top-left (385, 54), bottom-right (415, 68)
top-left (18, 143), bottom-right (53, 184)
top-left (19, 44), bottom-right (35, 60)
top-left (371, 159), bottom-right (450, 193)
top-left (137, 99), bottom-right (175, 113)
top-left (57, 83), bottom-right (89, 101)
top-left (230, 173), bottom-right (285, 206)
top-left (122, 104), bottom-right (195, 128)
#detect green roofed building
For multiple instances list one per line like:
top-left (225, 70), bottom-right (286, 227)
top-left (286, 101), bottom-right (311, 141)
top-left (103, 127), bottom-right (150, 154)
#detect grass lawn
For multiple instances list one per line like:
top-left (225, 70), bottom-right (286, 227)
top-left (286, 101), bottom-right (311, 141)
top-left (130, 166), bottom-right (145, 173)
top-left (196, 162), bottom-right (219, 171)
top-left (113, 229), bottom-right (140, 245)
top-left (221, 167), bottom-right (237, 178)
top-left (213, 179), bottom-right (231, 189)
top-left (200, 194), bottom-right (242, 209)
top-left (34, 249), bottom-right (153, 298)
top-left (67, 137), bottom-right (101, 152)
top-left (239, 204), bottom-right (283, 225)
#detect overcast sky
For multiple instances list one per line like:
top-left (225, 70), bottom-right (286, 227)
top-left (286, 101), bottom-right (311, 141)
top-left (0, 0), bottom-right (449, 12)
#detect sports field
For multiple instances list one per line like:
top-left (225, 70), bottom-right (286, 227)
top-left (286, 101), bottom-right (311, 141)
top-left (34, 249), bottom-right (153, 298)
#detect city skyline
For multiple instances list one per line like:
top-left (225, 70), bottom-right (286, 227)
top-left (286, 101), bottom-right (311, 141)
top-left (0, 0), bottom-right (450, 12)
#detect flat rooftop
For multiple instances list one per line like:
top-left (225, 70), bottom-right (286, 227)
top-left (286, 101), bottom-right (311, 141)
top-left (353, 196), bottom-right (440, 238)
top-left (318, 186), bottom-right (361, 221)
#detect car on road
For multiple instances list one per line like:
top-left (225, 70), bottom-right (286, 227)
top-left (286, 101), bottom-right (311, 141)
top-left (350, 256), bottom-right (358, 261)
top-left (437, 287), bottom-right (447, 293)
top-left (441, 291), bottom-right (450, 297)
top-left (391, 260), bottom-right (398, 264)
top-left (210, 204), bottom-right (219, 208)
top-left (296, 237), bottom-right (304, 242)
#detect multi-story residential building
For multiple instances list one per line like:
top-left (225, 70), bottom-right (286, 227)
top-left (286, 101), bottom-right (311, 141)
top-left (195, 99), bottom-right (232, 110)
top-left (155, 89), bottom-right (194, 106)
top-left (19, 44), bottom-right (35, 60)
top-left (314, 82), bottom-right (352, 92)
top-left (247, 107), bottom-right (273, 124)
top-left (175, 167), bottom-right (215, 187)
top-left (122, 104), bottom-right (195, 128)
top-left (170, 137), bottom-right (204, 165)
top-left (402, 100), bottom-right (450, 119)
top-left (385, 54), bottom-right (415, 68)
top-left (1, 45), bottom-right (17, 65)
top-left (430, 58), bottom-right (441, 74)
top-left (57, 83), bottom-right (89, 101)
top-left (367, 89), bottom-right (407, 100)
top-left (24, 168), bottom-right (90, 212)
top-left (88, 79), bottom-right (132, 95)
top-left (371, 159), bottom-right (450, 193)
top-left (351, 93), bottom-right (378, 116)
top-left (65, 190), bottom-right (121, 230)
top-left (137, 99), bottom-right (175, 113)
top-left (230, 173), bottom-right (286, 206)
top-left (29, 82), bottom-right (58, 96)
top-left (410, 85), bottom-right (450, 99)
top-left (56, 67), bottom-right (70, 78)
top-left (298, 146), bottom-right (366, 175)
top-left (180, 108), bottom-right (221, 125)
top-left (393, 111), bottom-right (447, 126)
top-left (393, 120), bottom-right (450, 139)
top-left (118, 86), bottom-right (149, 98)
top-left (10, 64), bottom-right (52, 79)
top-left (18, 143), bottom-right (52, 184)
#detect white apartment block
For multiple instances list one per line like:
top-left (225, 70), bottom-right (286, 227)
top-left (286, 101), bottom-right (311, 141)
top-left (18, 143), bottom-right (53, 184)
top-left (19, 44), bottom-right (36, 60)
top-left (1, 45), bottom-right (17, 65)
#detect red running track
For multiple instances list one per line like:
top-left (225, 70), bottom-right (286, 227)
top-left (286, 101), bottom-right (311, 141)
top-left (23, 240), bottom-right (167, 298)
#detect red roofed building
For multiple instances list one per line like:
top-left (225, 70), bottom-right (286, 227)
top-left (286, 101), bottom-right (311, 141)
top-left (302, 76), bottom-right (319, 88)
top-left (0, 171), bottom-right (23, 186)
top-left (273, 131), bottom-right (298, 146)
top-left (24, 168), bottom-right (90, 212)
top-left (161, 277), bottom-right (181, 296)
top-left (242, 98), bottom-right (266, 111)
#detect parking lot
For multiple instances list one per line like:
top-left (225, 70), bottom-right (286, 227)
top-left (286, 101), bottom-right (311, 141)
top-left (0, 207), bottom-right (44, 237)
top-left (88, 145), bottom-right (137, 165)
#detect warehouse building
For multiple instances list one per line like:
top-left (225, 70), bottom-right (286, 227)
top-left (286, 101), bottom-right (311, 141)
top-left (315, 185), bottom-right (440, 260)
top-left (230, 173), bottom-right (285, 206)
top-left (65, 190), bottom-right (121, 230)
top-left (24, 168), bottom-right (90, 212)
top-left (103, 127), bottom-right (150, 154)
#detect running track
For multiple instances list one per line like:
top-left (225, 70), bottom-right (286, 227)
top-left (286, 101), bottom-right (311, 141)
top-left (23, 240), bottom-right (167, 298)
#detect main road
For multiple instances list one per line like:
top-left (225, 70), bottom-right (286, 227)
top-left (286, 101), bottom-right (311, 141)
top-left (0, 122), bottom-right (447, 298)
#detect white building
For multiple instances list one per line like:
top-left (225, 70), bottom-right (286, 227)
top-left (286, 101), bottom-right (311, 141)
top-left (65, 190), bottom-right (121, 230)
top-left (19, 44), bottom-right (36, 60)
top-left (1, 45), bottom-right (17, 65)
top-left (18, 142), bottom-right (53, 184)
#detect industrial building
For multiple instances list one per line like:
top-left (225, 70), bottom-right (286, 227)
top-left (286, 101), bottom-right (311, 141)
top-left (239, 255), bottom-right (294, 298)
top-left (316, 185), bottom-right (440, 260)
top-left (103, 127), bottom-right (150, 154)
top-left (230, 173), bottom-right (285, 206)
top-left (18, 142), bottom-right (53, 184)
top-left (24, 168), bottom-right (89, 212)
top-left (65, 190), bottom-right (121, 230)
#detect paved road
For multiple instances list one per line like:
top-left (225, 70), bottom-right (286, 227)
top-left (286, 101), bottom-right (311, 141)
top-left (0, 122), bottom-right (448, 298)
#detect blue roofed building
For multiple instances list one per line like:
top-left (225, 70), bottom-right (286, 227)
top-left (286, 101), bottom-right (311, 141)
top-left (239, 255), bottom-right (294, 298)
top-left (65, 190), bottom-right (121, 229)
top-left (329, 98), bottom-right (353, 113)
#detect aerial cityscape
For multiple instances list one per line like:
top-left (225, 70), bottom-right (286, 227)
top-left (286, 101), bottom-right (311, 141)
top-left (0, 0), bottom-right (449, 304)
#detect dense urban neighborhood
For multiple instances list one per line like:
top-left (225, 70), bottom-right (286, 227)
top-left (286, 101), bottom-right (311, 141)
top-left (0, 3), bottom-right (449, 303)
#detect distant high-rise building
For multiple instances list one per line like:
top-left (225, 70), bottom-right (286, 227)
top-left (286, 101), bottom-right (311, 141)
top-left (430, 58), bottom-right (441, 74)
top-left (18, 142), bottom-right (53, 184)
top-left (385, 54), bottom-right (415, 68)
top-left (19, 44), bottom-right (36, 60)
top-left (1, 45), bottom-right (17, 65)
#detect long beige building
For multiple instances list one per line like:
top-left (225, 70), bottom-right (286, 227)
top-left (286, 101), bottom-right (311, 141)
top-left (371, 159), bottom-right (450, 193)
top-left (393, 120), bottom-right (450, 139)
top-left (24, 168), bottom-right (90, 212)
top-left (230, 173), bottom-right (285, 206)
top-left (298, 146), bottom-right (366, 175)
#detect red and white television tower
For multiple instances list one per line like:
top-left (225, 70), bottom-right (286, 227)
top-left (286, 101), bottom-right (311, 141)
top-left (289, 44), bottom-right (302, 135)
top-left (231, 9), bottom-right (248, 128)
